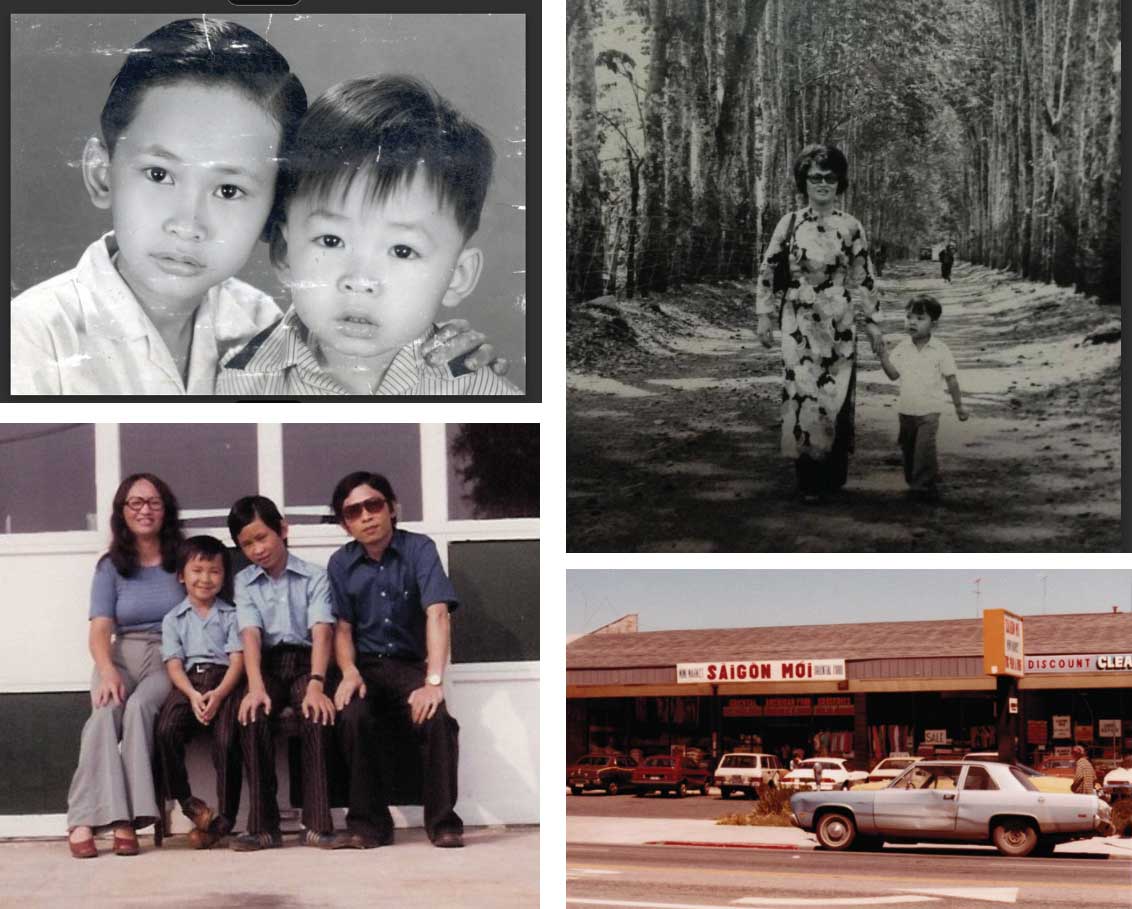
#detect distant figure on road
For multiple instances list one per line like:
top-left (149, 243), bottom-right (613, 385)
top-left (873, 244), bottom-right (887, 277)
top-left (938, 243), bottom-right (955, 282)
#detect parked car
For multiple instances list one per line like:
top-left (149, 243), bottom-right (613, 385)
top-left (867, 756), bottom-right (922, 783)
top-left (713, 753), bottom-right (786, 799)
top-left (1036, 756), bottom-right (1078, 779)
top-left (918, 246), bottom-right (933, 260)
top-left (631, 755), bottom-right (709, 797)
top-left (567, 753), bottom-right (637, 796)
top-left (963, 752), bottom-right (1073, 793)
top-left (780, 757), bottom-right (868, 791)
top-left (790, 759), bottom-right (1114, 857)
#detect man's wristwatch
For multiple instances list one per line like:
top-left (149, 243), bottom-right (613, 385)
top-left (426, 673), bottom-right (443, 687)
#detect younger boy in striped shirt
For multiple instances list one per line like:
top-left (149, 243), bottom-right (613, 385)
top-left (216, 75), bottom-right (519, 396)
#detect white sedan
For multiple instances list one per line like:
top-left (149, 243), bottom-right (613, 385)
top-left (781, 758), bottom-right (868, 791)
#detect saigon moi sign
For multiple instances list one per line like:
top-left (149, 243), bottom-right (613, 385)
top-left (676, 659), bottom-right (846, 683)
top-left (1025, 653), bottom-right (1132, 673)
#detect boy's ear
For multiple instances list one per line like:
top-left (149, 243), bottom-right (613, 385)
top-left (271, 221), bottom-right (292, 284)
top-left (82, 137), bottom-right (113, 211)
top-left (440, 247), bottom-right (484, 309)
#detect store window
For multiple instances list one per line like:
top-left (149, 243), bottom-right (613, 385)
top-left (449, 539), bottom-right (538, 662)
top-left (0, 424), bottom-right (96, 533)
top-left (446, 423), bottom-right (539, 519)
top-left (119, 425), bottom-right (258, 524)
top-left (282, 425), bottom-right (422, 523)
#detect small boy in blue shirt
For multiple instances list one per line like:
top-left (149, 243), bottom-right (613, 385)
top-left (216, 75), bottom-right (520, 395)
top-left (155, 536), bottom-right (244, 849)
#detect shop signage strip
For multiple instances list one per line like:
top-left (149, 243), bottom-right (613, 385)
top-left (1024, 653), bottom-right (1132, 673)
top-left (676, 659), bottom-right (846, 684)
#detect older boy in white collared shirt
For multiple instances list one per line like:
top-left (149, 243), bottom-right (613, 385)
top-left (878, 295), bottom-right (969, 501)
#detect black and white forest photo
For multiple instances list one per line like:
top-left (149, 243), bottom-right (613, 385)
top-left (566, 0), bottom-right (1122, 552)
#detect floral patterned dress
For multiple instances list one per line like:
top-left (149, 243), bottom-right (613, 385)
top-left (755, 206), bottom-right (877, 486)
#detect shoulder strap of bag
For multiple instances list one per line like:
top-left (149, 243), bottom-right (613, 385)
top-left (777, 211), bottom-right (797, 325)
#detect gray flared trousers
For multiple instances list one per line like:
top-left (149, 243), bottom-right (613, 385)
top-left (66, 632), bottom-right (171, 830)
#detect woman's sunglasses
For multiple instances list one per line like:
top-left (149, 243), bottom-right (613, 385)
top-left (342, 496), bottom-right (389, 522)
top-left (806, 172), bottom-right (839, 185)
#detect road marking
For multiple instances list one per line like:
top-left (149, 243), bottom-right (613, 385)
top-left (568, 898), bottom-right (938, 909)
top-left (569, 869), bottom-right (623, 876)
top-left (903, 888), bottom-right (1018, 904)
top-left (563, 859), bottom-right (1128, 891)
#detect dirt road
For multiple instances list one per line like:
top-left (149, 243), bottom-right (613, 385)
top-left (567, 261), bottom-right (1121, 552)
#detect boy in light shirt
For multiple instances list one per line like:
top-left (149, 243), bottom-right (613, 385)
top-left (877, 295), bottom-right (969, 501)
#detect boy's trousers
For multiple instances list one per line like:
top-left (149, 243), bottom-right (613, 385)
top-left (898, 412), bottom-right (941, 492)
top-left (336, 654), bottom-right (462, 843)
top-left (240, 644), bottom-right (336, 835)
top-left (155, 663), bottom-right (242, 831)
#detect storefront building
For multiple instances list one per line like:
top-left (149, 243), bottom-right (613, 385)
top-left (567, 612), bottom-right (1132, 773)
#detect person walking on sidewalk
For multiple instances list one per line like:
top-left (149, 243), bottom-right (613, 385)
top-left (1071, 745), bottom-right (1097, 794)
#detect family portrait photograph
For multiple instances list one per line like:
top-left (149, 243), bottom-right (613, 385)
top-left (9, 11), bottom-right (530, 398)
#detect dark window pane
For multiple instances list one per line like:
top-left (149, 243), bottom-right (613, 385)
top-left (446, 424), bottom-right (539, 519)
top-left (282, 425), bottom-right (422, 521)
top-left (119, 425), bottom-right (258, 512)
top-left (449, 539), bottom-right (538, 662)
top-left (0, 424), bottom-right (95, 532)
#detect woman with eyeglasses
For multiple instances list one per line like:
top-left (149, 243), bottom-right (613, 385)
top-left (755, 143), bottom-right (883, 503)
top-left (66, 473), bottom-right (185, 858)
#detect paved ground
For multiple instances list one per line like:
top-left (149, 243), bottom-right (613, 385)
top-left (0, 825), bottom-right (539, 908)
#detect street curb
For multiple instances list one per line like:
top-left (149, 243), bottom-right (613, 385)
top-left (646, 840), bottom-right (810, 850)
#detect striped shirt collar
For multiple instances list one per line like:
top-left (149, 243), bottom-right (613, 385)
top-left (244, 307), bottom-right (450, 395)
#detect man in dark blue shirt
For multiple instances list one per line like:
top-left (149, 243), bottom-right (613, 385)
top-left (327, 471), bottom-right (464, 849)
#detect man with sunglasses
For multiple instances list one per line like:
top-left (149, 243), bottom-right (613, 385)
top-left (326, 471), bottom-right (464, 850)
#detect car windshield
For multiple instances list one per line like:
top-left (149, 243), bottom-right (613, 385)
top-left (1009, 766), bottom-right (1039, 791)
top-left (720, 756), bottom-right (757, 768)
top-left (645, 757), bottom-right (675, 767)
top-left (577, 756), bottom-right (608, 766)
top-left (878, 759), bottom-right (917, 771)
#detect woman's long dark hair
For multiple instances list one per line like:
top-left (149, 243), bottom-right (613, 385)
top-left (108, 473), bottom-right (183, 577)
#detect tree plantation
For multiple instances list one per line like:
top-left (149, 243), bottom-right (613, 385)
top-left (566, 0), bottom-right (1121, 305)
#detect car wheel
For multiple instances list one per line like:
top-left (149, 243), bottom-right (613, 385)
top-left (815, 811), bottom-right (858, 851)
top-left (571, 786), bottom-right (583, 796)
top-left (700, 781), bottom-right (709, 796)
top-left (676, 781), bottom-right (688, 798)
top-left (992, 819), bottom-right (1038, 857)
top-left (634, 789), bottom-right (646, 797)
top-left (606, 781), bottom-right (620, 797)
top-left (720, 787), bottom-right (731, 800)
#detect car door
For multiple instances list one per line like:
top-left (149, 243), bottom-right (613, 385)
top-left (954, 764), bottom-right (1001, 838)
top-left (873, 764), bottom-right (962, 836)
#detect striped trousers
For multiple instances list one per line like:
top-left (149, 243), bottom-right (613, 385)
top-left (154, 663), bottom-right (242, 831)
top-left (240, 645), bottom-right (336, 835)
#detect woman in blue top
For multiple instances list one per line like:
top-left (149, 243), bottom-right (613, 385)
top-left (67, 473), bottom-right (185, 858)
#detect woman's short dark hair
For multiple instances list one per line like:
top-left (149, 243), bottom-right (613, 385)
top-left (108, 473), bottom-right (183, 577)
top-left (177, 535), bottom-right (234, 603)
top-left (330, 472), bottom-right (398, 528)
top-left (99, 17), bottom-right (308, 242)
top-left (793, 143), bottom-right (849, 195)
top-left (227, 495), bottom-right (286, 544)
top-left (270, 75), bottom-right (494, 266)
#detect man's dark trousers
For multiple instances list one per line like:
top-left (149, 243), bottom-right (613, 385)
top-left (337, 654), bottom-right (462, 842)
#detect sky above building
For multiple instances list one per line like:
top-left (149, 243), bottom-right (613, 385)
top-left (566, 570), bottom-right (1132, 636)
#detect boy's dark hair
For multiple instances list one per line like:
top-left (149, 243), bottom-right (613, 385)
top-left (793, 143), bottom-right (849, 195)
top-left (906, 295), bottom-right (943, 321)
top-left (227, 494), bottom-right (286, 545)
top-left (100, 17), bottom-right (308, 242)
top-left (271, 75), bottom-right (494, 266)
top-left (177, 534), bottom-right (233, 602)
top-left (330, 471), bottom-right (398, 528)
